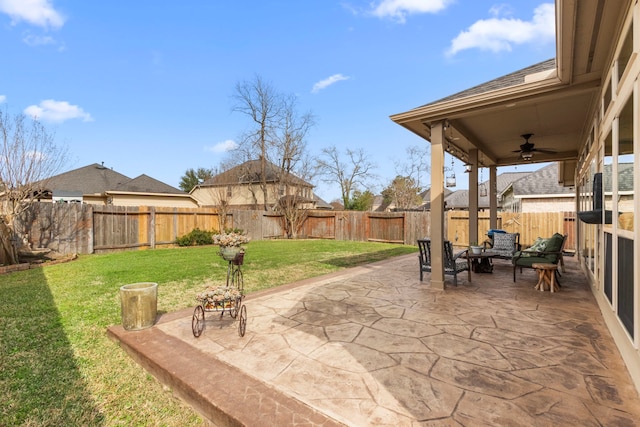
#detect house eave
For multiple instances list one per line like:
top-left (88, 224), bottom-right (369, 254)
top-left (103, 191), bottom-right (193, 198)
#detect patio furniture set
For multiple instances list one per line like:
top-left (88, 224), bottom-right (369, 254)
top-left (418, 231), bottom-right (568, 291)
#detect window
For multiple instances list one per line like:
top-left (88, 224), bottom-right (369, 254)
top-left (617, 24), bottom-right (633, 83)
top-left (226, 185), bottom-right (232, 198)
top-left (617, 96), bottom-right (634, 232)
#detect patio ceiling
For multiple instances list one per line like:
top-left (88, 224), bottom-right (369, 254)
top-left (390, 0), bottom-right (630, 169)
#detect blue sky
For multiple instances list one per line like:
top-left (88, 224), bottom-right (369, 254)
top-left (0, 0), bottom-right (555, 202)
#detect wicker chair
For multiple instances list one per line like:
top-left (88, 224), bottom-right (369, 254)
top-left (418, 239), bottom-right (471, 286)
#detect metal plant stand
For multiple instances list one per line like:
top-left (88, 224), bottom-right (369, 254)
top-left (192, 251), bottom-right (247, 337)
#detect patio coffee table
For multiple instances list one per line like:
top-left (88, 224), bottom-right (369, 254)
top-left (465, 251), bottom-right (499, 273)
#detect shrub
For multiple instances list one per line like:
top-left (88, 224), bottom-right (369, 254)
top-left (175, 228), bottom-right (217, 246)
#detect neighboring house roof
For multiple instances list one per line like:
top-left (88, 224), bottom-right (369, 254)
top-left (495, 172), bottom-right (530, 193)
top-left (445, 190), bottom-right (480, 209)
top-left (44, 163), bottom-right (187, 196)
top-left (439, 171), bottom-right (530, 210)
top-left (602, 163), bottom-right (634, 192)
top-left (313, 194), bottom-right (333, 210)
top-left (509, 163), bottom-right (574, 197)
top-left (416, 187), bottom-right (453, 211)
top-left (112, 174), bottom-right (185, 194)
top-left (202, 159), bottom-right (312, 188)
top-left (46, 163), bottom-right (131, 195)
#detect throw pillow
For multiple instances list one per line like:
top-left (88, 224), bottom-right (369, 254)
top-left (528, 237), bottom-right (548, 252)
top-left (493, 233), bottom-right (516, 251)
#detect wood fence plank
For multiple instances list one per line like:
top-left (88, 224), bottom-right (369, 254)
top-left (14, 204), bottom-right (576, 255)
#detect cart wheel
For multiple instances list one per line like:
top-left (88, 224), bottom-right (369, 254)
top-left (231, 268), bottom-right (243, 291)
top-left (192, 305), bottom-right (205, 337)
top-left (238, 304), bottom-right (247, 337)
top-left (230, 296), bottom-right (241, 318)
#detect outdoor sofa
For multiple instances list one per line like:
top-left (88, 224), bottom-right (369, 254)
top-left (512, 233), bottom-right (568, 282)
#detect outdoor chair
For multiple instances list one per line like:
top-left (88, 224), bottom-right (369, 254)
top-left (512, 233), bottom-right (568, 282)
top-left (484, 232), bottom-right (521, 260)
top-left (418, 239), bottom-right (471, 286)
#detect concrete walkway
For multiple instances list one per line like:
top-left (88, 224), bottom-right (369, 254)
top-left (108, 254), bottom-right (640, 426)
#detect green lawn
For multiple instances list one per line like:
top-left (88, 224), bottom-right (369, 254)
top-left (0, 240), bottom-right (417, 426)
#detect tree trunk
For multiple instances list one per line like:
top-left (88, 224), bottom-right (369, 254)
top-left (0, 219), bottom-right (18, 265)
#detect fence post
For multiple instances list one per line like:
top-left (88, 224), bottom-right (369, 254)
top-left (88, 204), bottom-right (94, 254)
top-left (149, 207), bottom-right (156, 249)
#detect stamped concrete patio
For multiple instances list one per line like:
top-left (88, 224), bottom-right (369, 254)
top-left (108, 253), bottom-right (640, 426)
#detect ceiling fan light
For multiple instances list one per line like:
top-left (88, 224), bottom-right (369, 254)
top-left (521, 152), bottom-right (533, 161)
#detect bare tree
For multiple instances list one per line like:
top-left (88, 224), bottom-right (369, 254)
top-left (0, 110), bottom-right (68, 264)
top-left (394, 144), bottom-right (430, 190)
top-left (316, 146), bottom-right (377, 209)
top-left (232, 76), bottom-right (316, 237)
top-left (212, 187), bottom-right (231, 231)
top-left (274, 95), bottom-right (315, 237)
top-left (232, 75), bottom-right (284, 210)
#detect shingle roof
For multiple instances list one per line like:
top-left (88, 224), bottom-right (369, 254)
top-left (440, 171), bottom-right (531, 209)
top-left (46, 163), bottom-right (131, 194)
top-left (313, 194), bottom-right (333, 209)
top-left (444, 189), bottom-right (493, 209)
top-left (424, 58), bottom-right (556, 106)
top-left (45, 163), bottom-right (186, 195)
top-left (203, 159), bottom-right (312, 188)
top-left (113, 174), bottom-right (185, 194)
top-left (512, 163), bottom-right (574, 196)
top-left (602, 163), bottom-right (633, 192)
top-left (495, 172), bottom-right (530, 193)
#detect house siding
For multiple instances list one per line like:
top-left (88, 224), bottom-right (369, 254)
top-left (521, 197), bottom-right (575, 213)
top-left (575, 2), bottom-right (639, 393)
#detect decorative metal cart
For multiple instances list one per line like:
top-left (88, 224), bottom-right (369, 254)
top-left (192, 249), bottom-right (247, 337)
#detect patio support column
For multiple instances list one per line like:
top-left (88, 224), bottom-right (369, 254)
top-left (430, 121), bottom-right (446, 289)
top-left (468, 149), bottom-right (479, 246)
top-left (489, 166), bottom-right (498, 230)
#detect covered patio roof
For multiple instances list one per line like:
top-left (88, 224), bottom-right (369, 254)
top-left (389, 0), bottom-right (631, 290)
top-left (390, 0), bottom-right (629, 170)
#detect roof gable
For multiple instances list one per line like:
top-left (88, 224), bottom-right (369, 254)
top-left (113, 174), bottom-right (186, 194)
top-left (46, 163), bottom-right (131, 194)
top-left (203, 159), bottom-right (312, 188)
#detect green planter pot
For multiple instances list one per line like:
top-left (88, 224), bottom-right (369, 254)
top-left (221, 246), bottom-right (241, 261)
top-left (120, 282), bottom-right (158, 331)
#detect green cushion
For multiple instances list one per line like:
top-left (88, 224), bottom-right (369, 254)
top-left (529, 237), bottom-right (548, 252)
top-left (512, 251), bottom-right (558, 266)
top-left (545, 233), bottom-right (564, 253)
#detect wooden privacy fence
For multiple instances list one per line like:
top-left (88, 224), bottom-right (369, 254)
top-left (447, 211), bottom-right (577, 249)
top-left (15, 202), bottom-right (575, 256)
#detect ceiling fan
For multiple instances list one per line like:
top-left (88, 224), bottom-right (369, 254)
top-left (513, 133), bottom-right (556, 161)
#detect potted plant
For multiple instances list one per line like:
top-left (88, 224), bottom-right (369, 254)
top-left (213, 230), bottom-right (250, 261)
top-left (469, 242), bottom-right (483, 254)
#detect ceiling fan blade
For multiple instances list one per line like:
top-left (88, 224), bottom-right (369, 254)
top-left (534, 148), bottom-right (557, 154)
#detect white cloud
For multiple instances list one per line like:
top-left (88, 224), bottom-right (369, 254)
top-left (446, 3), bottom-right (555, 57)
top-left (0, 95), bottom-right (6, 103)
top-left (23, 34), bottom-right (55, 46)
top-left (0, 0), bottom-right (65, 29)
top-left (311, 74), bottom-right (350, 94)
top-left (24, 99), bottom-right (93, 123)
top-left (370, 0), bottom-right (452, 23)
top-left (206, 139), bottom-right (237, 153)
